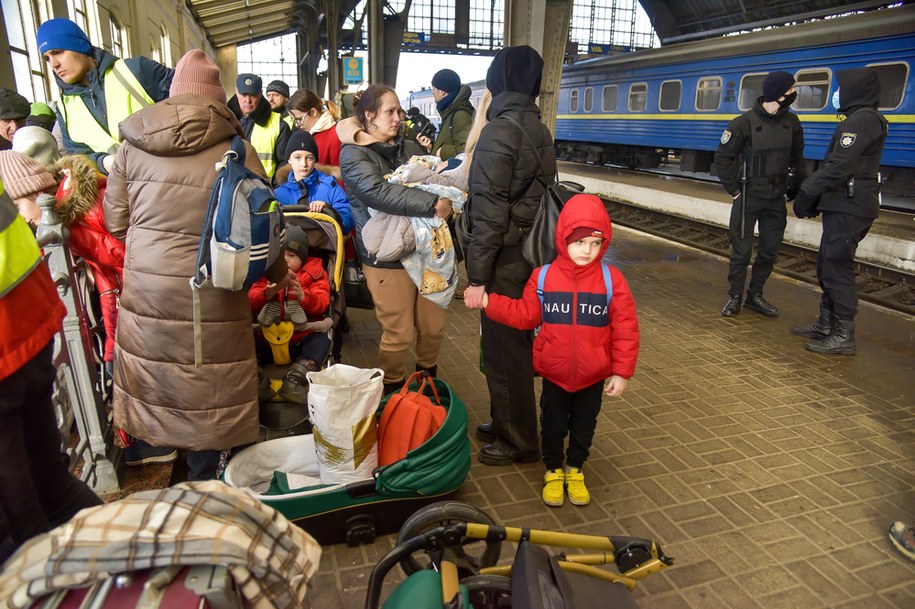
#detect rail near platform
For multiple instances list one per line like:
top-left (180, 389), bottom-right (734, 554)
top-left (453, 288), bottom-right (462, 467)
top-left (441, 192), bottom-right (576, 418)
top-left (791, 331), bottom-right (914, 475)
top-left (597, 195), bottom-right (915, 316)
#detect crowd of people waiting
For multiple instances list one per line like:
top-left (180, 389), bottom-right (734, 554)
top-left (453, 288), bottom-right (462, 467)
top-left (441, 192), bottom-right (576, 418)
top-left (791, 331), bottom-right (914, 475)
top-left (3, 16), bottom-right (911, 566)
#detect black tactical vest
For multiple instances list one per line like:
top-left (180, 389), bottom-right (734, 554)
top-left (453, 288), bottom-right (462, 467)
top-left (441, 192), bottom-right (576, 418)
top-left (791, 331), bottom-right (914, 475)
top-left (742, 111), bottom-right (795, 198)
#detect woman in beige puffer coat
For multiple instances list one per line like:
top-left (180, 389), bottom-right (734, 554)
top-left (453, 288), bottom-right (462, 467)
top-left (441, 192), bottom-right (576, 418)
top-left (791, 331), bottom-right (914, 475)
top-left (104, 51), bottom-right (286, 479)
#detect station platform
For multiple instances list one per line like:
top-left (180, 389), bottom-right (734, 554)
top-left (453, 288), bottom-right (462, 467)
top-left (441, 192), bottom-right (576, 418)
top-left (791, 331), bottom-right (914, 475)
top-left (107, 225), bottom-right (915, 608)
top-left (560, 161), bottom-right (915, 273)
top-left (300, 226), bottom-right (915, 608)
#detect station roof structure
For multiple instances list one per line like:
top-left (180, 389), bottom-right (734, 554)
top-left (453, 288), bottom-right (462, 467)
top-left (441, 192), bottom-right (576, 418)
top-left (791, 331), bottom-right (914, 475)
top-left (186, 0), bottom-right (907, 50)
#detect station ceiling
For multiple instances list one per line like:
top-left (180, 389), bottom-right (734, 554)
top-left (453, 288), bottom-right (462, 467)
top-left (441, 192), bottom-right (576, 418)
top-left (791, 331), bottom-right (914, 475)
top-left (188, 0), bottom-right (906, 49)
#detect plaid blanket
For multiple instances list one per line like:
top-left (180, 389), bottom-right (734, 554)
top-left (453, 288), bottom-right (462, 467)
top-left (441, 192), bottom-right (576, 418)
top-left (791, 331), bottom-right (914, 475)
top-left (0, 480), bottom-right (321, 608)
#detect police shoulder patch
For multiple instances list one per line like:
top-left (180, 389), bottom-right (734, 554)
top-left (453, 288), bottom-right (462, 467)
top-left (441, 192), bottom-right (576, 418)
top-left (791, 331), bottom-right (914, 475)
top-left (720, 130), bottom-right (732, 144)
top-left (839, 132), bottom-right (857, 148)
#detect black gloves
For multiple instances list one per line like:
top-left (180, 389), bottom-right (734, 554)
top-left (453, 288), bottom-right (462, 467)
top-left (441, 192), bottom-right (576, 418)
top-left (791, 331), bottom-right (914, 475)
top-left (786, 186), bottom-right (799, 202)
top-left (793, 190), bottom-right (820, 219)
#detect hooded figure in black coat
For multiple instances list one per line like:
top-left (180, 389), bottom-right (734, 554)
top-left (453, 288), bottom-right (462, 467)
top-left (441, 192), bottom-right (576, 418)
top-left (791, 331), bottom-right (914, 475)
top-left (791, 68), bottom-right (888, 355)
top-left (463, 45), bottom-right (557, 465)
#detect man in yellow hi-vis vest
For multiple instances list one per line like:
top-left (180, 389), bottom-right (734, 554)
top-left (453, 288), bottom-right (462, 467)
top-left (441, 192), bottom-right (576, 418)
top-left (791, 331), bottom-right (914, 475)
top-left (36, 18), bottom-right (173, 176)
top-left (228, 74), bottom-right (291, 184)
top-left (0, 181), bottom-right (102, 560)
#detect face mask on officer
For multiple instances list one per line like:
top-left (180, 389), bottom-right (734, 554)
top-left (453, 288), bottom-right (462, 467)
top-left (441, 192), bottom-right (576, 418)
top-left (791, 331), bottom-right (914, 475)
top-left (832, 89), bottom-right (841, 110)
top-left (779, 91), bottom-right (798, 108)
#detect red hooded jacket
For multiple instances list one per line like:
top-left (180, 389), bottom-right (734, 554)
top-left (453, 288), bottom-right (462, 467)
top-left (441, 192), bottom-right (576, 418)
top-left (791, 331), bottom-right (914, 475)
top-left (485, 194), bottom-right (640, 392)
top-left (248, 256), bottom-right (331, 341)
top-left (55, 157), bottom-right (125, 361)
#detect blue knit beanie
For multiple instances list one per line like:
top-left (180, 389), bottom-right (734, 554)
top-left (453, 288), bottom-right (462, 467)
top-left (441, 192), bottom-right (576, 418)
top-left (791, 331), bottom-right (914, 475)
top-left (431, 69), bottom-right (462, 95)
top-left (37, 18), bottom-right (93, 56)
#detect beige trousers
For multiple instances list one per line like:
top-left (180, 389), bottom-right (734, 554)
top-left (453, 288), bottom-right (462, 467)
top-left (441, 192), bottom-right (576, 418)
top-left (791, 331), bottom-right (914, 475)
top-left (362, 265), bottom-right (446, 384)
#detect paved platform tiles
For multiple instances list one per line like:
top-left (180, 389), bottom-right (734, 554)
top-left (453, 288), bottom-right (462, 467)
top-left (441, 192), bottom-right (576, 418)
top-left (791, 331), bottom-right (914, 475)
top-left (309, 226), bottom-right (915, 609)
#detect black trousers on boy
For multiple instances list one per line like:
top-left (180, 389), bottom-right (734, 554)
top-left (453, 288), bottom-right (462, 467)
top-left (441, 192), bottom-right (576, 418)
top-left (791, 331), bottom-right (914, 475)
top-left (540, 378), bottom-right (604, 471)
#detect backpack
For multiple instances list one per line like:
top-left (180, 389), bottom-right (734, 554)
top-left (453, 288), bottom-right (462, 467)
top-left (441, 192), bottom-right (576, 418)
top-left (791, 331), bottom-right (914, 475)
top-left (192, 135), bottom-right (285, 291)
top-left (536, 262), bottom-right (613, 309)
top-left (189, 135), bottom-right (285, 366)
top-left (377, 371), bottom-right (447, 466)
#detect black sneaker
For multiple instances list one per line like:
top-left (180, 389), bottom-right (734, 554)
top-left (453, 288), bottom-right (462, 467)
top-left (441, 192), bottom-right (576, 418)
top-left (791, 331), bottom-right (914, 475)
top-left (123, 441), bottom-right (178, 466)
top-left (475, 423), bottom-right (496, 443)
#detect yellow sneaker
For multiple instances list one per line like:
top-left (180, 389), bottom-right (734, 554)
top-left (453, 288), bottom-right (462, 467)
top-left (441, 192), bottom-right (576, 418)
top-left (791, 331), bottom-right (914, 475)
top-left (565, 467), bottom-right (590, 506)
top-left (542, 469), bottom-right (565, 507)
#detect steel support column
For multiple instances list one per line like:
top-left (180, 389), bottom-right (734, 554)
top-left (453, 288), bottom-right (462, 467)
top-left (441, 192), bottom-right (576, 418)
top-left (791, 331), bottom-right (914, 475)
top-left (327, 1), bottom-right (341, 98)
top-left (504, 0), bottom-right (573, 133)
top-left (368, 0), bottom-right (384, 84)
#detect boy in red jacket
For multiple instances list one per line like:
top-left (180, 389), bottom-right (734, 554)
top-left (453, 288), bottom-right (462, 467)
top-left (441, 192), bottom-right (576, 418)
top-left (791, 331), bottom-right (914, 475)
top-left (248, 225), bottom-right (331, 404)
top-left (477, 194), bottom-right (640, 507)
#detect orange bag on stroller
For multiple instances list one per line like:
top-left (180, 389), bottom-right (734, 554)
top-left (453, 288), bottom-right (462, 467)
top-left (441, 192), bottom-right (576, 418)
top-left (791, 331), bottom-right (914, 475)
top-left (377, 371), bottom-right (446, 466)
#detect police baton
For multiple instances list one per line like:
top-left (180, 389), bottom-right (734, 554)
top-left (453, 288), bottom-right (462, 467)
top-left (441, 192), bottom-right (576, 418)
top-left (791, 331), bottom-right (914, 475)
top-left (738, 161), bottom-right (748, 240)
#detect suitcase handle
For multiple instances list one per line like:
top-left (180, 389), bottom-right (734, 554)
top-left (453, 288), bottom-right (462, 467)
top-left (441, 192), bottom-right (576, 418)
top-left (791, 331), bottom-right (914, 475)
top-left (139, 565), bottom-right (183, 608)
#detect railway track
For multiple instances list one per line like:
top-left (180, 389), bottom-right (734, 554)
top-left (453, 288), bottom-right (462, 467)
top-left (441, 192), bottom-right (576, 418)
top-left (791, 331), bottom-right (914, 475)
top-left (600, 196), bottom-right (915, 316)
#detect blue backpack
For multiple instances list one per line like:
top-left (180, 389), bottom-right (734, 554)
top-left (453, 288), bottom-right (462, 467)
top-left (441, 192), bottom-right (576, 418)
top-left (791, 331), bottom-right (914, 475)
top-left (190, 135), bottom-right (285, 365)
top-left (192, 136), bottom-right (285, 291)
top-left (536, 262), bottom-right (613, 309)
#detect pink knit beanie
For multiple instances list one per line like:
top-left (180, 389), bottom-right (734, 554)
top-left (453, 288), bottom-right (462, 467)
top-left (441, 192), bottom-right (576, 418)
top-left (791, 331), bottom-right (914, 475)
top-left (0, 150), bottom-right (57, 199)
top-left (169, 49), bottom-right (227, 104)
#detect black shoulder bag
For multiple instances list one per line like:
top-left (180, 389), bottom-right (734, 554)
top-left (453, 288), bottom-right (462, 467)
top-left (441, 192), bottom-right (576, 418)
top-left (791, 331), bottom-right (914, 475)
top-left (501, 115), bottom-right (581, 268)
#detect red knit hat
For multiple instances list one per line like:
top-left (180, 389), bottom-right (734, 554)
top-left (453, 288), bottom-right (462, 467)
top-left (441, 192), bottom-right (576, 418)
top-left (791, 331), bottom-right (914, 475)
top-left (566, 226), bottom-right (605, 244)
top-left (169, 49), bottom-right (227, 104)
top-left (0, 150), bottom-right (57, 199)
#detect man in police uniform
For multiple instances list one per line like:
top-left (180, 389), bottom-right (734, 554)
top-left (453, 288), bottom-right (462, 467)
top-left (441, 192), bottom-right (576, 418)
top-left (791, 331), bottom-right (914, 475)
top-left (714, 71), bottom-right (807, 318)
top-left (36, 18), bottom-right (173, 175)
top-left (228, 74), bottom-right (291, 183)
top-left (791, 68), bottom-right (888, 356)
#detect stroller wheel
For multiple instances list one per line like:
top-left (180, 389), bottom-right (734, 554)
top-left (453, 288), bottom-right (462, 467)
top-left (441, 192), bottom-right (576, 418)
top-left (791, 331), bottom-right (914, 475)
top-left (396, 501), bottom-right (501, 578)
top-left (462, 574), bottom-right (512, 608)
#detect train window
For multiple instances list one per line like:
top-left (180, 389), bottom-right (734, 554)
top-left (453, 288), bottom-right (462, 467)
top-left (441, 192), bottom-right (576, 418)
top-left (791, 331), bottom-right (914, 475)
top-left (696, 77), bottom-right (722, 111)
top-left (570, 89), bottom-right (580, 113)
top-left (601, 85), bottom-right (618, 112)
top-left (794, 69), bottom-right (830, 111)
top-left (866, 62), bottom-right (908, 111)
top-left (629, 83), bottom-right (648, 112)
top-left (659, 81), bottom-right (681, 111)
top-left (738, 74), bottom-right (767, 111)
top-left (584, 87), bottom-right (594, 112)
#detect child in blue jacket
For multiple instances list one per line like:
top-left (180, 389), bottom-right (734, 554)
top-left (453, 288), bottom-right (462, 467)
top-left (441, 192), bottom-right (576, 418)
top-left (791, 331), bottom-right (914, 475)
top-left (275, 130), bottom-right (354, 235)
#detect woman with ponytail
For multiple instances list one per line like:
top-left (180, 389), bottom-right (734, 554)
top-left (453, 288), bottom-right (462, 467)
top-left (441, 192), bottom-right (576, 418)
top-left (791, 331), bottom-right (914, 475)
top-left (287, 89), bottom-right (343, 181)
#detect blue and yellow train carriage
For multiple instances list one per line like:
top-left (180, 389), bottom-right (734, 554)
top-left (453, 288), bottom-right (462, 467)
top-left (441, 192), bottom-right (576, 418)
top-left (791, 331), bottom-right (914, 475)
top-left (555, 5), bottom-right (915, 199)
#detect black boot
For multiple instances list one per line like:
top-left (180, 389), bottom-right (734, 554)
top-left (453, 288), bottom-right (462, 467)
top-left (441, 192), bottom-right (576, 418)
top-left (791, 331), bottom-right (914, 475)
top-left (415, 363), bottom-right (438, 378)
top-left (721, 295), bottom-right (742, 317)
top-left (383, 380), bottom-right (404, 395)
top-left (791, 306), bottom-right (835, 339)
top-left (744, 292), bottom-right (779, 317)
top-left (806, 319), bottom-right (856, 355)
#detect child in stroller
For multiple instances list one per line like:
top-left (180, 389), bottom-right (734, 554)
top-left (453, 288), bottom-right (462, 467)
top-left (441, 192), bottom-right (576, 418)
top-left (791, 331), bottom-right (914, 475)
top-left (248, 224), bottom-right (331, 404)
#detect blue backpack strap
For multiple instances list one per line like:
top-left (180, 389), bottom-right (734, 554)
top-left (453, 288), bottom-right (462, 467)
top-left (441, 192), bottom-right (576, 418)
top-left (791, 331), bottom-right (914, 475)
top-left (230, 135), bottom-right (246, 164)
top-left (536, 263), bottom-right (551, 306)
top-left (601, 263), bottom-right (613, 305)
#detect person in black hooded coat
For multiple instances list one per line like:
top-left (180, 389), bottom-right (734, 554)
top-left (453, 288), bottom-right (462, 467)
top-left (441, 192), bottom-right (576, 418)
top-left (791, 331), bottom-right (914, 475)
top-left (791, 68), bottom-right (888, 356)
top-left (463, 45), bottom-right (557, 466)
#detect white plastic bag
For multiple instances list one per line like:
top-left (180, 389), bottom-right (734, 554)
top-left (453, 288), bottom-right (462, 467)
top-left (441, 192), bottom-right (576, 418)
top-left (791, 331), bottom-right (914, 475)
top-left (306, 364), bottom-right (383, 484)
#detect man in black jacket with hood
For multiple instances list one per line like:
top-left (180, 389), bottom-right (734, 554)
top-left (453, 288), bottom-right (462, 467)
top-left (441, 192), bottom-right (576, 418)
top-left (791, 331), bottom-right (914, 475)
top-left (463, 45), bottom-right (557, 466)
top-left (713, 71), bottom-right (807, 319)
top-left (791, 68), bottom-right (888, 356)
